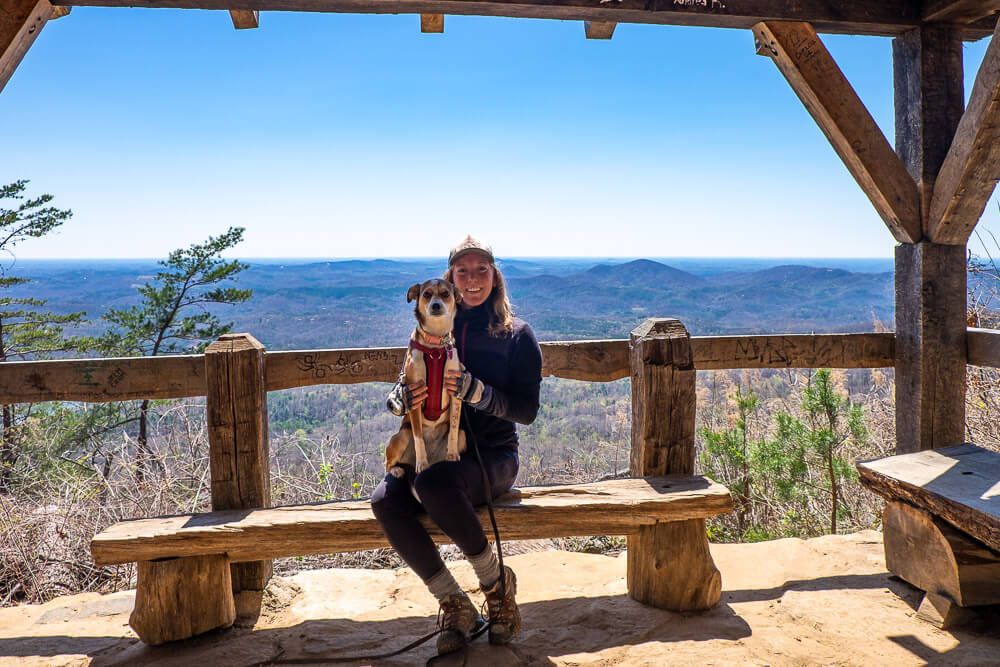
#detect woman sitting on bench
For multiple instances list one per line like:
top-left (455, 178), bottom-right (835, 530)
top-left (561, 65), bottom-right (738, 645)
top-left (374, 235), bottom-right (543, 656)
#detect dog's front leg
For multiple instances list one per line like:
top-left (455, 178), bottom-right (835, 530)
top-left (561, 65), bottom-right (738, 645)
top-left (410, 408), bottom-right (431, 473)
top-left (446, 397), bottom-right (462, 462)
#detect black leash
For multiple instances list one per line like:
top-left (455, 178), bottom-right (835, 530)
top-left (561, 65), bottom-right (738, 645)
top-left (259, 410), bottom-right (505, 667)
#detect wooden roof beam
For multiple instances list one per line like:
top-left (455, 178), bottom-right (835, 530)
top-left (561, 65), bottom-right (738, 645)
top-left (923, 0), bottom-right (1000, 23)
top-left (926, 19), bottom-right (1000, 244)
top-left (50, 0), bottom-right (994, 39)
top-left (49, 5), bottom-right (70, 18)
top-left (585, 20), bottom-right (615, 39)
top-left (753, 21), bottom-right (922, 244)
top-left (1, 0), bottom-right (53, 94)
top-left (420, 13), bottom-right (443, 32)
top-left (229, 9), bottom-right (259, 28)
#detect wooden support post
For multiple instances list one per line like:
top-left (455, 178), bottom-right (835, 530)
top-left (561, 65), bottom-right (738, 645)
top-left (1, 0), bottom-right (53, 94)
top-left (584, 21), bottom-right (615, 39)
top-left (130, 554), bottom-right (236, 645)
top-left (894, 243), bottom-right (967, 452)
top-left (893, 25), bottom-right (965, 223)
top-left (626, 318), bottom-right (721, 611)
top-left (205, 333), bottom-right (272, 619)
top-left (229, 9), bottom-right (259, 29)
top-left (420, 13), bottom-right (443, 33)
top-left (892, 26), bottom-right (967, 454)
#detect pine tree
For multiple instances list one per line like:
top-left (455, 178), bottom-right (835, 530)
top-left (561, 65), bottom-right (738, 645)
top-left (0, 181), bottom-right (86, 490)
top-left (100, 227), bottom-right (251, 480)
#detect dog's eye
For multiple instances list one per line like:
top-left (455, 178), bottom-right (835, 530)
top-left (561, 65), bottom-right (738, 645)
top-left (441, 291), bottom-right (451, 299)
top-left (423, 290), bottom-right (432, 299)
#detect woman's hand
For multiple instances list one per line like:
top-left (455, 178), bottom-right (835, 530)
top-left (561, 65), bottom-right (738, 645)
top-left (405, 380), bottom-right (428, 411)
top-left (445, 369), bottom-right (484, 403)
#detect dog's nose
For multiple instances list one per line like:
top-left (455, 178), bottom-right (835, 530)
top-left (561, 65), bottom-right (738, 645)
top-left (430, 302), bottom-right (443, 313)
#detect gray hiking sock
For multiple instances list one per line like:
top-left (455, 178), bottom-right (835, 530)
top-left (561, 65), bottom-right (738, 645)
top-left (426, 567), bottom-right (465, 603)
top-left (468, 546), bottom-right (501, 590)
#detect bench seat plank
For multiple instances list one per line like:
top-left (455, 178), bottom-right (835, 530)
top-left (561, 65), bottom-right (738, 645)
top-left (857, 444), bottom-right (1000, 551)
top-left (92, 475), bottom-right (732, 566)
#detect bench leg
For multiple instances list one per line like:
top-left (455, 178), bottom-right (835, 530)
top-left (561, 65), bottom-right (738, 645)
top-left (130, 554), bottom-right (236, 645)
top-left (627, 518), bottom-right (722, 611)
top-left (884, 501), bottom-right (1000, 608)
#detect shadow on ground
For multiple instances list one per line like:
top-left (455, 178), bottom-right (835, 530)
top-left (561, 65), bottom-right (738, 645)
top-left (1, 594), bottom-right (751, 666)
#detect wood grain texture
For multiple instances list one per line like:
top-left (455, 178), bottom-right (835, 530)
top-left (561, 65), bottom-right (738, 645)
top-left (0, 355), bottom-right (205, 404)
top-left (49, 0), bottom-right (979, 38)
top-left (584, 20), bottom-right (615, 39)
top-left (894, 242), bottom-right (968, 452)
top-left (129, 554), bottom-right (235, 645)
top-left (0, 333), bottom-right (899, 406)
top-left (883, 501), bottom-right (1000, 607)
top-left (967, 327), bottom-right (1000, 367)
top-left (1, 0), bottom-right (51, 93)
top-left (229, 9), bottom-right (259, 27)
top-left (754, 21), bottom-right (921, 243)
top-left (90, 475), bottom-right (733, 565)
top-left (857, 444), bottom-right (1000, 552)
top-left (926, 20), bottom-right (1000, 244)
top-left (893, 25), bottom-right (965, 226)
top-left (627, 518), bottom-right (722, 611)
top-left (626, 318), bottom-right (722, 611)
top-left (691, 333), bottom-right (896, 370)
top-left (923, 0), bottom-right (1000, 23)
top-left (420, 12), bottom-right (443, 31)
top-left (204, 334), bottom-right (272, 595)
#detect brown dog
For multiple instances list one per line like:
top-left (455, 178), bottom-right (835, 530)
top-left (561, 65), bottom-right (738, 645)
top-left (385, 279), bottom-right (466, 477)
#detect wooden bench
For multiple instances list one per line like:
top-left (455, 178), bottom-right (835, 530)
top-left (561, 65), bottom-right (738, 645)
top-left (92, 474), bottom-right (733, 644)
top-left (857, 443), bottom-right (1000, 628)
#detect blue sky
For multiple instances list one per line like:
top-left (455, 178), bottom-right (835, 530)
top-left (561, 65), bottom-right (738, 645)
top-left (0, 9), bottom-right (995, 259)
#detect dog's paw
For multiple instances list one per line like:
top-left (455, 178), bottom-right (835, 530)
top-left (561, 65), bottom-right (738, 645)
top-left (415, 458), bottom-right (431, 473)
top-left (389, 466), bottom-right (405, 479)
top-left (445, 451), bottom-right (460, 462)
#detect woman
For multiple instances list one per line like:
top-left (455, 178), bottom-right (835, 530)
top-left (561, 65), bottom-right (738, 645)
top-left (372, 235), bottom-right (542, 655)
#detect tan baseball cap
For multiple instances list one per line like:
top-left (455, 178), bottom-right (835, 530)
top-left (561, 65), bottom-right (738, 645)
top-left (448, 235), bottom-right (494, 266)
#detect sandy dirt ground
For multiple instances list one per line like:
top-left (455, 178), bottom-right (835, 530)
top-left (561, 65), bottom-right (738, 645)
top-left (1, 530), bottom-right (998, 666)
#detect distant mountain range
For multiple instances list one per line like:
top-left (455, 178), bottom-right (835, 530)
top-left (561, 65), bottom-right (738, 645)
top-left (4, 257), bottom-right (914, 350)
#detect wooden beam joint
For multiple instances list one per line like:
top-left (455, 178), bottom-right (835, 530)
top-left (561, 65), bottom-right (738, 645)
top-left (420, 13), bottom-right (443, 33)
top-left (584, 20), bottom-right (615, 39)
top-left (229, 9), bottom-right (259, 29)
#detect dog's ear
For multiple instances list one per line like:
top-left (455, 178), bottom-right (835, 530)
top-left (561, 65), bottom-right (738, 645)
top-left (449, 281), bottom-right (463, 304)
top-left (407, 283), bottom-right (422, 303)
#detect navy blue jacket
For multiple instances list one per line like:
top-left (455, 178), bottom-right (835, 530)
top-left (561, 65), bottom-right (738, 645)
top-left (453, 302), bottom-right (542, 448)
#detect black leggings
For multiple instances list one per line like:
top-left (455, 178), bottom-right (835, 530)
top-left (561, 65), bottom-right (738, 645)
top-left (370, 446), bottom-right (519, 582)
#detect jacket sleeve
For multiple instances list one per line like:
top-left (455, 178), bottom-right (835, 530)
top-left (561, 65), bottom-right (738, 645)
top-left (469, 324), bottom-right (542, 425)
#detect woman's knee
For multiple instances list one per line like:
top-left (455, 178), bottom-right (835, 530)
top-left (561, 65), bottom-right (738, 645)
top-left (413, 463), bottom-right (464, 508)
top-left (371, 477), bottom-right (413, 522)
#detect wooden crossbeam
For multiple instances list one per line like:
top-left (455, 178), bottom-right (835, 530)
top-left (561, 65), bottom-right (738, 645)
top-left (753, 21), bottom-right (922, 243)
top-left (926, 20), bottom-right (1000, 244)
top-left (229, 9), bottom-right (259, 28)
top-left (420, 12), bottom-right (443, 32)
top-left (923, 0), bottom-right (1000, 23)
top-left (47, 0), bottom-right (994, 39)
top-left (1, 0), bottom-right (52, 94)
top-left (584, 20), bottom-right (615, 39)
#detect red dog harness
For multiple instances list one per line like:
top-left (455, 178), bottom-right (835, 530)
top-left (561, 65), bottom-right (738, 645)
top-left (409, 339), bottom-right (454, 421)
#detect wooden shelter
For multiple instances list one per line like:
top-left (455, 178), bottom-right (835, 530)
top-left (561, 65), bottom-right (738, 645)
top-left (3, 0), bottom-right (1000, 645)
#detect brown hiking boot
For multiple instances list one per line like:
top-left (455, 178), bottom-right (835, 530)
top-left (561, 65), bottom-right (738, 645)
top-left (483, 565), bottom-right (521, 645)
top-left (436, 593), bottom-right (482, 655)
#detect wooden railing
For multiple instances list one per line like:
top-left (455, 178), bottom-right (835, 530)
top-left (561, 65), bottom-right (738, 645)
top-left (6, 321), bottom-right (992, 622)
top-left (0, 331), bottom-right (905, 405)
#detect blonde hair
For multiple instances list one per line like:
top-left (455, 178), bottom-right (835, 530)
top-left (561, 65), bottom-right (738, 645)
top-left (445, 261), bottom-right (515, 337)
